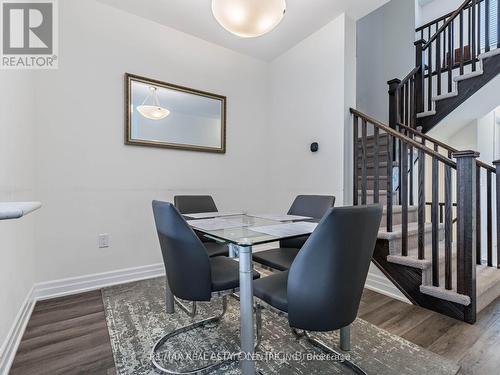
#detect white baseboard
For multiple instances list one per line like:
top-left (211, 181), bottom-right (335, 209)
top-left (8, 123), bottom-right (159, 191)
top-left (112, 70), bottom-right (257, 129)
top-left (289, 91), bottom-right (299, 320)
top-left (33, 263), bottom-right (165, 301)
top-left (0, 287), bottom-right (35, 375)
top-left (365, 271), bottom-right (412, 304)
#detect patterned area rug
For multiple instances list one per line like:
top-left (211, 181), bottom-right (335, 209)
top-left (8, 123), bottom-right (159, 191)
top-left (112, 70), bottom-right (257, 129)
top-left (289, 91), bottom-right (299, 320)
top-left (102, 277), bottom-right (460, 375)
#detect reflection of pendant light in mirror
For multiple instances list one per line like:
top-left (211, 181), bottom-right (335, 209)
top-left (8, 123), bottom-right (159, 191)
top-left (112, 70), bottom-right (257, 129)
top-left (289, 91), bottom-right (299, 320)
top-left (137, 86), bottom-right (170, 120)
top-left (212, 0), bottom-right (286, 38)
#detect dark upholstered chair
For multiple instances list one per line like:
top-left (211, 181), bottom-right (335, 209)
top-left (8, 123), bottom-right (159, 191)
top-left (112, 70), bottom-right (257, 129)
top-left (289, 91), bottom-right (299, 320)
top-left (253, 205), bottom-right (382, 374)
top-left (174, 195), bottom-right (229, 257)
top-left (152, 201), bottom-right (260, 374)
top-left (253, 195), bottom-right (335, 271)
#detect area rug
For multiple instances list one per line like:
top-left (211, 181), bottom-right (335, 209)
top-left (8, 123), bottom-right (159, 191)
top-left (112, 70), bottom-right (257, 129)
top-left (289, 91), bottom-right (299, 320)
top-left (102, 277), bottom-right (460, 375)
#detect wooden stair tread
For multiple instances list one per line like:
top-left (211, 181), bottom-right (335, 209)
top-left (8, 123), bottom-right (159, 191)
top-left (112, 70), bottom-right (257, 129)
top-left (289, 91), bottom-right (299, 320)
top-left (378, 222), bottom-right (444, 240)
top-left (387, 241), bottom-right (456, 269)
top-left (419, 265), bottom-right (500, 309)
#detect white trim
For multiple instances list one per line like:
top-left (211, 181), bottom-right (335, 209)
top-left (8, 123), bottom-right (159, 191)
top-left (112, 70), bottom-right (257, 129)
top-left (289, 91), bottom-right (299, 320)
top-left (0, 287), bottom-right (35, 375)
top-left (365, 271), bottom-right (412, 304)
top-left (33, 263), bottom-right (165, 301)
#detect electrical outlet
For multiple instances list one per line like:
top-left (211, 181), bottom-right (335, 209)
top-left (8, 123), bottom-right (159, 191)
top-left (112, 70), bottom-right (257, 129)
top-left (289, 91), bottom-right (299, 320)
top-left (98, 234), bottom-right (110, 248)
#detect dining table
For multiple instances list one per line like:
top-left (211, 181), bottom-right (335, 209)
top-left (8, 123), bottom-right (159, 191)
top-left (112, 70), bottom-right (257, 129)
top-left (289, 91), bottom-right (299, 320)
top-left (164, 213), bottom-right (318, 375)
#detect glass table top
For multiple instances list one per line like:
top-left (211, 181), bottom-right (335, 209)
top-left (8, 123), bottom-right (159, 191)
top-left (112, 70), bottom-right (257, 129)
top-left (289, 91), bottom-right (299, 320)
top-left (186, 214), bottom-right (317, 246)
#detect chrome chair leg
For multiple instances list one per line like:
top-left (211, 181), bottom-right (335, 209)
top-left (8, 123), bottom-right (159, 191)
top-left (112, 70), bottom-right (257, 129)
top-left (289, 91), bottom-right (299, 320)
top-left (303, 331), bottom-right (367, 375)
top-left (152, 296), bottom-right (235, 375)
top-left (255, 304), bottom-right (263, 350)
top-left (340, 325), bottom-right (351, 351)
top-left (174, 298), bottom-right (197, 318)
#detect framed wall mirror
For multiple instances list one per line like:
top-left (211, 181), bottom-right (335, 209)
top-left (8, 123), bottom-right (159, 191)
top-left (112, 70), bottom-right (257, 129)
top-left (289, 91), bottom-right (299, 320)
top-left (125, 73), bottom-right (226, 153)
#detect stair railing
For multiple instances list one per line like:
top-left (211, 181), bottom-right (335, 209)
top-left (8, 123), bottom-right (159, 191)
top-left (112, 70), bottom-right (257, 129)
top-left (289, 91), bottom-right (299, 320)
top-left (396, 121), bottom-right (500, 269)
top-left (394, 0), bottom-right (499, 127)
top-left (351, 108), bottom-right (479, 323)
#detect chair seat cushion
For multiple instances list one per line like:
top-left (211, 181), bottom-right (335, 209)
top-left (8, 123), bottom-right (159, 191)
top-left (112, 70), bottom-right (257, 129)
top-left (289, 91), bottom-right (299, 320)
top-left (253, 248), bottom-right (300, 271)
top-left (253, 271), bottom-right (289, 312)
top-left (204, 242), bottom-right (229, 257)
top-left (210, 257), bottom-right (260, 292)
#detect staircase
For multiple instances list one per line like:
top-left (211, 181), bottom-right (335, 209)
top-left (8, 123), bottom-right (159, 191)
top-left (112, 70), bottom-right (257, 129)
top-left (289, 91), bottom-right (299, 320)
top-left (352, 109), bottom-right (500, 324)
top-left (352, 0), bottom-right (499, 324)
top-left (392, 0), bottom-right (500, 133)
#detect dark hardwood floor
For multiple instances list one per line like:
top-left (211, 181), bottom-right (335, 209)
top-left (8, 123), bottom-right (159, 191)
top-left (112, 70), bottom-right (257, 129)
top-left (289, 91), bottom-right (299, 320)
top-left (9, 290), bottom-right (115, 375)
top-left (9, 288), bottom-right (500, 374)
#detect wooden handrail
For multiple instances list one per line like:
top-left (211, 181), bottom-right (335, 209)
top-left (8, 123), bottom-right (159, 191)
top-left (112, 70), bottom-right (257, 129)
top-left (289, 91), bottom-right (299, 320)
top-left (415, 0), bottom-right (484, 32)
top-left (396, 122), bottom-right (496, 173)
top-left (350, 108), bottom-right (457, 168)
top-left (423, 0), bottom-right (473, 50)
top-left (398, 66), bottom-right (421, 88)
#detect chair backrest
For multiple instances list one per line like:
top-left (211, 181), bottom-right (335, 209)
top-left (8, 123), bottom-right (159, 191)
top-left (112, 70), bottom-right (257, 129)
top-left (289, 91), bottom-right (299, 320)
top-left (287, 205), bottom-right (382, 332)
top-left (152, 201), bottom-right (212, 301)
top-left (287, 195), bottom-right (335, 219)
top-left (280, 195), bottom-right (335, 249)
top-left (174, 195), bottom-right (218, 215)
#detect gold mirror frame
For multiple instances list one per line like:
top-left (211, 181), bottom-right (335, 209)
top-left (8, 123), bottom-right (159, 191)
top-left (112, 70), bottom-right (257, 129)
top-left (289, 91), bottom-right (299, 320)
top-left (125, 73), bottom-right (226, 153)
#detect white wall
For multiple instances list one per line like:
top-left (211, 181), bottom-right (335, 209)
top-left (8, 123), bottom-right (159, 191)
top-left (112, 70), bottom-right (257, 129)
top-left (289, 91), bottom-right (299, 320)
top-left (267, 14), bottom-right (356, 210)
top-left (0, 72), bottom-right (37, 356)
top-left (357, 0), bottom-right (416, 123)
top-left (417, 0), bottom-right (462, 27)
top-left (449, 120), bottom-right (478, 151)
top-left (32, 0), bottom-right (270, 282)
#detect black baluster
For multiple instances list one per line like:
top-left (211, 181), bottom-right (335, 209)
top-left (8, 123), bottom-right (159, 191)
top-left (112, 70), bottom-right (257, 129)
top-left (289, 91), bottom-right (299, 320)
top-left (485, 0), bottom-right (490, 52)
top-left (472, 0), bottom-right (477, 71)
top-left (460, 10), bottom-right (465, 74)
top-left (387, 133), bottom-right (393, 232)
top-left (494, 161), bottom-right (500, 268)
top-left (487, 170), bottom-right (493, 266)
top-left (477, 167), bottom-right (482, 264)
top-left (374, 126), bottom-right (380, 204)
top-left (437, 32), bottom-right (442, 96)
top-left (362, 119), bottom-right (368, 205)
top-left (432, 149), bottom-right (440, 287)
top-left (418, 127), bottom-right (426, 260)
top-left (477, 1), bottom-right (481, 53)
top-left (445, 165), bottom-right (453, 290)
top-left (353, 115), bottom-right (359, 205)
top-left (448, 24), bottom-right (453, 92)
top-left (402, 139), bottom-right (409, 257)
top-left (428, 44), bottom-right (433, 110)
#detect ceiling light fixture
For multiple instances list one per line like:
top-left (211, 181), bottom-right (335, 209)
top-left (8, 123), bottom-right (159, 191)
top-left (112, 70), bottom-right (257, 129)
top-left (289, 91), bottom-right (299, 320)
top-left (137, 86), bottom-right (170, 120)
top-left (212, 0), bottom-right (286, 38)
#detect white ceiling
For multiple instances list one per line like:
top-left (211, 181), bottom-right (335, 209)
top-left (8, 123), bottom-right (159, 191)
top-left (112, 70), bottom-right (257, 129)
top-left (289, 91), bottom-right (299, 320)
top-left (97, 0), bottom-right (389, 61)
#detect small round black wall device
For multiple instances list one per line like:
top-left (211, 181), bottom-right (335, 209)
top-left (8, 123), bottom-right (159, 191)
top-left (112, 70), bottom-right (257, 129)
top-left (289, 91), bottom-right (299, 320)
top-left (310, 142), bottom-right (319, 152)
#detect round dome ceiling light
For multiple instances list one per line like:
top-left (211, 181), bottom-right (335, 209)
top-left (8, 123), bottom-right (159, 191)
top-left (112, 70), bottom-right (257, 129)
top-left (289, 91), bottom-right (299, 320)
top-left (212, 0), bottom-right (286, 38)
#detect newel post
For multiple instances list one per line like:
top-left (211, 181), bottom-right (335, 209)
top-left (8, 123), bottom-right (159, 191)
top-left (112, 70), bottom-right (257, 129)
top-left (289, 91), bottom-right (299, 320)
top-left (414, 39), bottom-right (426, 116)
top-left (493, 160), bottom-right (500, 268)
top-left (453, 150), bottom-right (479, 324)
top-left (388, 78), bottom-right (401, 130)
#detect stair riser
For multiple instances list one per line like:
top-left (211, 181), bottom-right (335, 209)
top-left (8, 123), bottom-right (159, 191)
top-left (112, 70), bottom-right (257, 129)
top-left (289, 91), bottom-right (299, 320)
top-left (356, 139), bottom-right (389, 149)
top-left (358, 178), bottom-right (388, 190)
top-left (382, 209), bottom-right (418, 226)
top-left (357, 153), bottom-right (389, 164)
top-left (356, 145), bottom-right (389, 155)
top-left (388, 228), bottom-right (445, 256)
top-left (357, 166), bottom-right (389, 176)
top-left (358, 193), bottom-right (398, 205)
